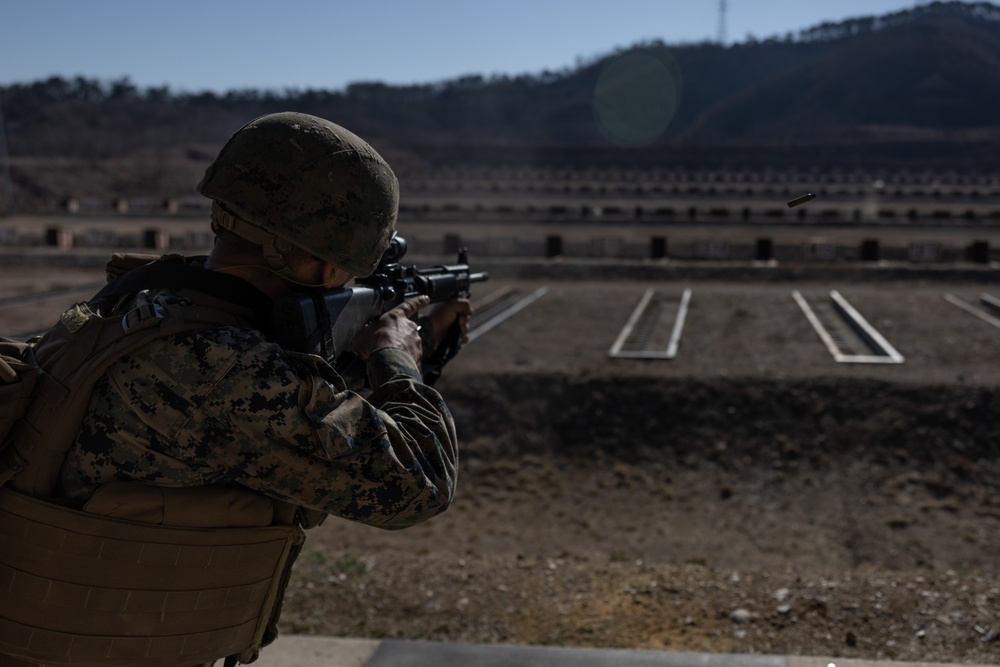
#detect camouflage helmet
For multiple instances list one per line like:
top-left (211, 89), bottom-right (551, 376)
top-left (197, 112), bottom-right (398, 277)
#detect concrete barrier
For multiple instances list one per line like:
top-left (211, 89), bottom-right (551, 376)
top-left (861, 239), bottom-right (880, 262)
top-left (968, 239), bottom-right (990, 263)
top-left (546, 235), bottom-right (563, 258)
top-left (650, 236), bottom-right (667, 259)
top-left (45, 227), bottom-right (73, 248)
top-left (144, 228), bottom-right (170, 250)
top-left (756, 237), bottom-right (773, 261)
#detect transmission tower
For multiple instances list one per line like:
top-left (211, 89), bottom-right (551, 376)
top-left (718, 0), bottom-right (728, 45)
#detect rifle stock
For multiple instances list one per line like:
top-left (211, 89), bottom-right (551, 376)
top-left (271, 236), bottom-right (487, 384)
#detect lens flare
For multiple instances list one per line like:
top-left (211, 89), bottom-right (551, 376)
top-left (593, 50), bottom-right (683, 147)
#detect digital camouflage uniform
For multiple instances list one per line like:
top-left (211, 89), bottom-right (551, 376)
top-left (59, 285), bottom-right (458, 528)
top-left (0, 113), bottom-right (446, 667)
top-left (57, 112), bottom-right (458, 525)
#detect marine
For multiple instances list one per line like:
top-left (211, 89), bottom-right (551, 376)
top-left (0, 112), bottom-right (470, 667)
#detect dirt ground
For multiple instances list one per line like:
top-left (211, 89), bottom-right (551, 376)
top-left (269, 271), bottom-right (999, 665)
top-left (1, 247), bottom-right (999, 664)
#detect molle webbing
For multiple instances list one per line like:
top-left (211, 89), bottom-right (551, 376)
top-left (0, 488), bottom-right (304, 667)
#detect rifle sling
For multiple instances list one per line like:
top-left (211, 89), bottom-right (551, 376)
top-left (93, 259), bottom-right (275, 329)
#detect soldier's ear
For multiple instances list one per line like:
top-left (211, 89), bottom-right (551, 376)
top-left (325, 264), bottom-right (353, 288)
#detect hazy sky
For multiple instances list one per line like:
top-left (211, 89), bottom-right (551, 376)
top-left (1, 0), bottom-right (927, 93)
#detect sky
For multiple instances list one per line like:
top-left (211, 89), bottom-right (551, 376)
top-left (0, 0), bottom-right (930, 94)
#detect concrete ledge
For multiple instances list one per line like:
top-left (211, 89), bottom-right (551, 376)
top-left (790, 658), bottom-right (974, 667)
top-left (260, 637), bottom-right (995, 667)
top-left (263, 636), bottom-right (380, 667)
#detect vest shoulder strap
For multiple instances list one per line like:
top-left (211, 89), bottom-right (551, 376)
top-left (94, 255), bottom-right (274, 328)
top-left (1, 258), bottom-right (271, 497)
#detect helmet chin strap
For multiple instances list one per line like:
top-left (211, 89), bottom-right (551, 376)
top-left (211, 202), bottom-right (296, 278)
top-left (213, 263), bottom-right (336, 289)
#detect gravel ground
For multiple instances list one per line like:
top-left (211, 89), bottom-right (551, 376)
top-left (2, 248), bottom-right (999, 665)
top-left (282, 269), bottom-right (1000, 665)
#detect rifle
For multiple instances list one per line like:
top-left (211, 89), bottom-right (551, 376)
top-left (271, 236), bottom-right (488, 385)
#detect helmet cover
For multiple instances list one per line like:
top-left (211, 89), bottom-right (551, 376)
top-left (198, 112), bottom-right (398, 277)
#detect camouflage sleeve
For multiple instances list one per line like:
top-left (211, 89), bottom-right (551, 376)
top-left (62, 327), bottom-right (458, 529)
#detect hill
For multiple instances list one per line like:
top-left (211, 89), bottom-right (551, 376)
top-left (4, 1), bottom-right (1000, 212)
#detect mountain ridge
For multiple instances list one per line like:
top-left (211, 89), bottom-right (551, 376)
top-left (3, 1), bottom-right (1000, 194)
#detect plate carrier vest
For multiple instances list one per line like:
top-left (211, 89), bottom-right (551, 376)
top-left (0, 255), bottom-right (317, 667)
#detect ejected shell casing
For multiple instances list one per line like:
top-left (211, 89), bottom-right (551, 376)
top-left (787, 193), bottom-right (816, 208)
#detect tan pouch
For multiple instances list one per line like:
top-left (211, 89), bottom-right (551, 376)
top-left (0, 487), bottom-right (303, 667)
top-left (83, 482), bottom-right (275, 527)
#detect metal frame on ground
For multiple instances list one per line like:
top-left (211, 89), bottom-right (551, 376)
top-left (943, 292), bottom-right (1000, 330)
top-left (608, 288), bottom-right (692, 360)
top-left (467, 286), bottom-right (549, 343)
top-left (793, 289), bottom-right (904, 364)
